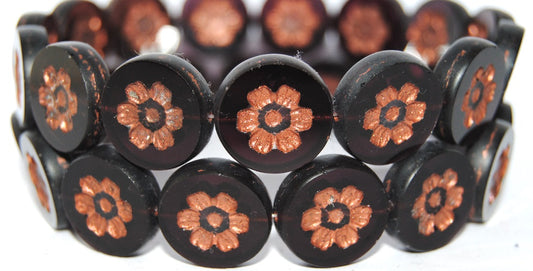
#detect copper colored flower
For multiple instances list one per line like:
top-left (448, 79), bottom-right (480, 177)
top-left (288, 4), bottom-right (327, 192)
top-left (177, 192), bottom-right (249, 252)
top-left (301, 186), bottom-right (372, 251)
top-left (461, 65), bottom-right (497, 128)
top-left (264, 0), bottom-right (321, 48)
top-left (189, 0), bottom-right (245, 48)
top-left (26, 154), bottom-right (50, 213)
top-left (406, 10), bottom-right (449, 66)
top-left (490, 146), bottom-right (510, 204)
top-left (74, 175), bottom-right (133, 239)
top-left (38, 66), bottom-right (78, 133)
top-left (412, 169), bottom-right (464, 236)
top-left (363, 83), bottom-right (426, 148)
top-left (236, 85), bottom-right (313, 154)
top-left (117, 81), bottom-right (184, 151)
top-left (339, 3), bottom-right (390, 56)
top-left (122, 0), bottom-right (170, 52)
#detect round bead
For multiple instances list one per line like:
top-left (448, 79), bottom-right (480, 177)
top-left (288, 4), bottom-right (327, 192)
top-left (334, 51), bottom-right (442, 165)
top-left (29, 41), bottom-right (109, 153)
top-left (13, 25), bottom-right (48, 128)
top-left (385, 141), bottom-right (475, 252)
top-left (101, 53), bottom-right (213, 170)
top-left (61, 145), bottom-right (160, 256)
top-left (467, 9), bottom-right (514, 41)
top-left (159, 158), bottom-right (272, 268)
top-left (494, 21), bottom-right (524, 92)
top-left (215, 54), bottom-right (332, 173)
top-left (463, 120), bottom-right (514, 223)
top-left (434, 37), bottom-right (506, 144)
top-left (274, 155), bottom-right (388, 267)
top-left (19, 131), bottom-right (70, 230)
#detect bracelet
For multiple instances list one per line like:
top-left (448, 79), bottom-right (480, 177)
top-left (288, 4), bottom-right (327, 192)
top-left (11, 0), bottom-right (523, 268)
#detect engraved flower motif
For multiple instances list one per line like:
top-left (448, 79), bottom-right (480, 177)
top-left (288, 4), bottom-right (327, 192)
top-left (363, 83), bottom-right (426, 148)
top-left (406, 10), bottom-right (449, 66)
top-left (38, 66), bottom-right (78, 133)
top-left (301, 186), bottom-right (372, 251)
top-left (264, 0), bottom-right (321, 48)
top-left (461, 65), bottom-right (496, 128)
top-left (412, 169), bottom-right (464, 236)
top-left (122, 0), bottom-right (170, 53)
top-left (117, 81), bottom-right (183, 151)
top-left (490, 146), bottom-right (510, 204)
top-left (74, 176), bottom-right (133, 239)
top-left (236, 85), bottom-right (313, 154)
top-left (26, 154), bottom-right (50, 213)
top-left (177, 192), bottom-right (250, 252)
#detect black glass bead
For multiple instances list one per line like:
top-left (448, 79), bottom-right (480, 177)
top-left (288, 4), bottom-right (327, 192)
top-left (468, 9), bottom-right (514, 41)
top-left (496, 103), bottom-right (513, 124)
top-left (11, 113), bottom-right (24, 150)
top-left (434, 37), bottom-right (506, 144)
top-left (19, 131), bottom-right (70, 230)
top-left (215, 54), bottom-right (333, 173)
top-left (159, 158), bottom-right (272, 268)
top-left (29, 41), bottom-right (109, 154)
top-left (462, 120), bottom-right (513, 223)
top-left (337, 0), bottom-right (407, 59)
top-left (16, 13), bottom-right (59, 44)
top-left (101, 53), bottom-right (213, 170)
top-left (385, 141), bottom-right (475, 252)
top-left (13, 25), bottom-right (48, 129)
top-left (494, 21), bottom-right (524, 92)
top-left (61, 145), bottom-right (160, 256)
top-left (334, 51), bottom-right (442, 165)
top-left (274, 154), bottom-right (388, 267)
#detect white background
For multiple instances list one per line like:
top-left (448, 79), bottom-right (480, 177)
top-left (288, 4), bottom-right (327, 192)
top-left (0, 0), bottom-right (531, 270)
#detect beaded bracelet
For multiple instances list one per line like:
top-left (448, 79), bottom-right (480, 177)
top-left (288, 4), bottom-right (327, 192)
top-left (11, 0), bottom-right (523, 268)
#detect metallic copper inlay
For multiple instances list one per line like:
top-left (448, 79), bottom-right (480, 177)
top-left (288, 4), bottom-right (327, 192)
top-left (461, 64), bottom-right (496, 128)
top-left (74, 175), bottom-right (132, 239)
top-left (339, 3), bottom-right (390, 55)
top-left (26, 154), bottom-right (50, 213)
top-left (188, 0), bottom-right (245, 47)
top-left (71, 15), bottom-right (108, 57)
top-left (236, 84), bottom-right (313, 154)
top-left (412, 169), bottom-right (464, 236)
top-left (122, 1), bottom-right (170, 52)
top-left (363, 83), bottom-right (426, 148)
top-left (468, 20), bottom-right (488, 39)
top-left (301, 186), bottom-right (372, 251)
top-left (38, 66), bottom-right (78, 133)
top-left (117, 81), bottom-right (183, 151)
top-left (264, 0), bottom-right (321, 48)
top-left (14, 50), bottom-right (22, 107)
top-left (177, 192), bottom-right (249, 252)
top-left (406, 10), bottom-right (449, 66)
top-left (490, 146), bottom-right (510, 204)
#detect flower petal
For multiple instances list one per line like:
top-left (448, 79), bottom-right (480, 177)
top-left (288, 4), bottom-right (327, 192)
top-left (117, 103), bottom-right (139, 127)
top-left (417, 214), bottom-right (435, 236)
top-left (56, 68), bottom-right (71, 91)
top-left (375, 86), bottom-right (398, 107)
top-left (391, 122), bottom-right (413, 145)
top-left (153, 126), bottom-right (175, 151)
top-left (125, 81), bottom-right (149, 105)
top-left (423, 174), bottom-right (441, 194)
top-left (177, 209), bottom-right (201, 230)
top-left (446, 186), bottom-right (464, 209)
top-left (213, 193), bottom-right (238, 214)
top-left (334, 224), bottom-right (359, 249)
top-left (369, 125), bottom-right (391, 148)
top-left (129, 124), bottom-right (153, 150)
top-left (186, 191), bottom-right (212, 212)
top-left (236, 108), bottom-right (260, 133)
top-left (301, 207), bottom-right (322, 232)
top-left (398, 82), bottom-right (419, 104)
top-left (101, 177), bottom-right (121, 201)
top-left (339, 185), bottom-right (364, 209)
top-left (442, 169), bottom-right (458, 189)
top-left (310, 227), bottom-right (335, 251)
top-left (229, 213), bottom-right (249, 234)
top-left (350, 205), bottom-right (372, 229)
top-left (107, 216), bottom-right (128, 239)
top-left (190, 228), bottom-right (214, 251)
top-left (215, 229), bottom-right (240, 252)
top-left (79, 175), bottom-right (102, 197)
top-left (86, 213), bottom-right (107, 237)
top-left (363, 107), bottom-right (381, 130)
top-left (165, 107), bottom-right (184, 131)
top-left (46, 115), bottom-right (60, 130)
top-left (473, 101), bottom-right (488, 124)
top-left (314, 187), bottom-right (340, 209)
top-left (67, 90), bottom-right (78, 115)
top-left (75, 193), bottom-right (95, 215)
top-left (117, 200), bottom-right (133, 223)
top-left (249, 128), bottom-right (275, 154)
top-left (276, 84), bottom-right (301, 109)
top-left (276, 129), bottom-right (301, 154)
top-left (434, 207), bottom-right (454, 232)
top-left (411, 195), bottom-right (426, 219)
top-left (149, 82), bottom-right (172, 110)
top-left (290, 108), bottom-right (313, 132)
top-left (247, 85), bottom-right (276, 110)
top-left (42, 66), bottom-right (56, 87)
top-left (405, 101), bottom-right (426, 124)
top-left (59, 114), bottom-right (73, 133)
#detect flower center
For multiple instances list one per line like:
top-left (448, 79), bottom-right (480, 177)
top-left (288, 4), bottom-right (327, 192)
top-left (199, 206), bottom-right (230, 233)
top-left (384, 106), bottom-right (400, 122)
top-left (138, 99), bottom-right (166, 131)
top-left (425, 188), bottom-right (447, 215)
top-left (327, 208), bottom-right (345, 224)
top-left (320, 203), bottom-right (350, 230)
top-left (471, 87), bottom-right (482, 104)
top-left (99, 198), bottom-right (114, 213)
top-left (145, 107), bottom-right (160, 123)
top-left (264, 110), bottom-right (283, 127)
top-left (207, 213), bottom-right (224, 228)
top-left (427, 191), bottom-right (442, 208)
top-left (379, 100), bottom-right (406, 129)
top-left (93, 193), bottom-right (118, 219)
top-left (54, 86), bottom-right (69, 113)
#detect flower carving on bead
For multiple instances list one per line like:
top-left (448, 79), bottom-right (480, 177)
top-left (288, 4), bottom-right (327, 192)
top-left (406, 10), bottom-right (448, 66)
top-left (363, 83), bottom-right (426, 148)
top-left (38, 66), bottom-right (78, 133)
top-left (412, 169), bottom-right (464, 236)
top-left (461, 65), bottom-right (497, 128)
top-left (117, 81), bottom-right (184, 151)
top-left (122, 0), bottom-right (170, 53)
top-left (236, 85), bottom-right (313, 154)
top-left (301, 186), bottom-right (372, 251)
top-left (26, 154), bottom-right (50, 213)
top-left (177, 192), bottom-right (250, 252)
top-left (74, 176), bottom-right (133, 239)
